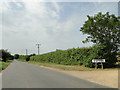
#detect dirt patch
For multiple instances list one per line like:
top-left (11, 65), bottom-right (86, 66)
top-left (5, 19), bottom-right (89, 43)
top-left (63, 70), bottom-right (118, 88)
top-left (40, 66), bottom-right (118, 88)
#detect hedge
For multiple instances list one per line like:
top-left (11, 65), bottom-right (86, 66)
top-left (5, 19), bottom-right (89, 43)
top-left (19, 45), bottom-right (117, 68)
top-left (30, 45), bottom-right (111, 68)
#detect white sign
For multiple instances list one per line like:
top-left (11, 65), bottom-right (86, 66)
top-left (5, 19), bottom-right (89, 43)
top-left (92, 59), bottom-right (105, 63)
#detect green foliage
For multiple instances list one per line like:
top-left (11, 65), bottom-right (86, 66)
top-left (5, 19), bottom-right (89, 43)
top-left (0, 49), bottom-right (13, 62)
top-left (26, 56), bottom-right (30, 62)
top-left (8, 55), bottom-right (14, 60)
top-left (117, 52), bottom-right (120, 55)
top-left (19, 55), bottom-right (28, 61)
top-left (1, 62), bottom-right (8, 70)
top-left (18, 45), bottom-right (118, 68)
top-left (14, 54), bottom-right (19, 59)
top-left (30, 53), bottom-right (36, 56)
top-left (80, 12), bottom-right (120, 67)
top-left (28, 46), bottom-right (101, 68)
top-left (19, 54), bottom-right (36, 62)
top-left (117, 52), bottom-right (120, 62)
top-left (0, 60), bottom-right (13, 71)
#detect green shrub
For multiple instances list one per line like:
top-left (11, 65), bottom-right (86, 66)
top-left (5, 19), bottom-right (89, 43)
top-left (2, 62), bottom-right (8, 70)
top-left (14, 54), bottom-right (19, 59)
top-left (26, 56), bottom-right (30, 62)
top-left (19, 55), bottom-right (30, 61)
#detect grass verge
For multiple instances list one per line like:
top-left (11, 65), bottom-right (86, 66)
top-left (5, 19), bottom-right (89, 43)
top-left (17, 59), bottom-right (119, 71)
top-left (0, 60), bottom-right (13, 72)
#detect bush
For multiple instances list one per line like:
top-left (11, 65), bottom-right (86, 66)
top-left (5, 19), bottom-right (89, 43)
top-left (26, 56), bottom-right (30, 61)
top-left (19, 54), bottom-right (36, 62)
top-left (19, 55), bottom-right (29, 61)
top-left (2, 62), bottom-right (8, 70)
top-left (8, 56), bottom-right (14, 60)
top-left (14, 54), bottom-right (19, 59)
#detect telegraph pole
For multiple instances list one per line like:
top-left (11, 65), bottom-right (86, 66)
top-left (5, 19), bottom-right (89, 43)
top-left (26, 49), bottom-right (28, 55)
top-left (36, 44), bottom-right (41, 55)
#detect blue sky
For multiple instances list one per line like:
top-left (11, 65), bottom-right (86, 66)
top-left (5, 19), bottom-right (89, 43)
top-left (0, 0), bottom-right (119, 55)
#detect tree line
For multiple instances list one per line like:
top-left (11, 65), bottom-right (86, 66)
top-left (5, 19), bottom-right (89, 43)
top-left (0, 49), bottom-right (21, 62)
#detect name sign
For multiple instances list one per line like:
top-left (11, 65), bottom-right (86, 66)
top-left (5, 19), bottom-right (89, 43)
top-left (92, 59), bottom-right (105, 63)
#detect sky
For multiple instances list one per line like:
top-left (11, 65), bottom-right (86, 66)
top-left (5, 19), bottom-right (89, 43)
top-left (0, 0), bottom-right (119, 55)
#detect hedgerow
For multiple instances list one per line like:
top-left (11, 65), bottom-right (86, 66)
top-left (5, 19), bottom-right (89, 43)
top-left (19, 45), bottom-right (116, 68)
top-left (19, 54), bottom-right (36, 62)
top-left (29, 45), bottom-right (108, 68)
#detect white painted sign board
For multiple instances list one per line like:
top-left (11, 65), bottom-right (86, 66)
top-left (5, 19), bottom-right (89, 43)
top-left (92, 59), bottom-right (105, 63)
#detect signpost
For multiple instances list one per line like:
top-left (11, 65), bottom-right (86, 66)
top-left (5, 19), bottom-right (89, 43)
top-left (92, 59), bottom-right (105, 69)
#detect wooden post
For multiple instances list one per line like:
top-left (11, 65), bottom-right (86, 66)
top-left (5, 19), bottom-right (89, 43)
top-left (95, 63), bottom-right (97, 69)
top-left (101, 62), bottom-right (103, 69)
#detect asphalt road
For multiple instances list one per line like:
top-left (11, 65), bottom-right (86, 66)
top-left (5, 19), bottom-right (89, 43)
top-left (2, 60), bottom-right (109, 88)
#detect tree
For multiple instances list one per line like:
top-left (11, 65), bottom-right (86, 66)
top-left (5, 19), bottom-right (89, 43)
top-left (29, 53), bottom-right (36, 57)
top-left (14, 54), bottom-right (19, 59)
top-left (0, 49), bottom-right (12, 62)
top-left (80, 12), bottom-right (120, 67)
top-left (9, 55), bottom-right (14, 60)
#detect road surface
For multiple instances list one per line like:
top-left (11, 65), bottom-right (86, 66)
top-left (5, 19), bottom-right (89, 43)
top-left (2, 60), bottom-right (110, 88)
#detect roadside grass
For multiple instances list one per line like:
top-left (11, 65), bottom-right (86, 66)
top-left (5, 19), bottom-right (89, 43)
top-left (0, 60), bottom-right (13, 72)
top-left (18, 59), bottom-right (119, 71)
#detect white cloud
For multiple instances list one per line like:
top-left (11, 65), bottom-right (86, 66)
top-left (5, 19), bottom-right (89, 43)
top-left (52, 0), bottom-right (61, 13)
top-left (24, 2), bottom-right (45, 15)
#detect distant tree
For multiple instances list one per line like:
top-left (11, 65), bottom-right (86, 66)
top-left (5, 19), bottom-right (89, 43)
top-left (30, 53), bottom-right (36, 57)
top-left (32, 53), bottom-right (36, 56)
top-left (14, 54), bottom-right (19, 59)
top-left (80, 12), bottom-right (120, 67)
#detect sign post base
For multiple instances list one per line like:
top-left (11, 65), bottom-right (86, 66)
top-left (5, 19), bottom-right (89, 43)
top-left (92, 59), bottom-right (105, 69)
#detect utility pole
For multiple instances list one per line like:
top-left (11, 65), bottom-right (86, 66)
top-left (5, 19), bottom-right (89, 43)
top-left (26, 49), bottom-right (28, 55)
top-left (36, 44), bottom-right (41, 55)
